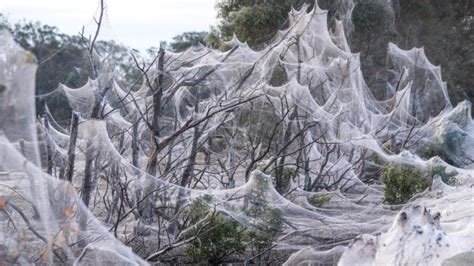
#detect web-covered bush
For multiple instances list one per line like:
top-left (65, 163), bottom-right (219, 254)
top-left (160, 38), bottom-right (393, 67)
top-left (184, 197), bottom-right (245, 264)
top-left (381, 164), bottom-right (428, 204)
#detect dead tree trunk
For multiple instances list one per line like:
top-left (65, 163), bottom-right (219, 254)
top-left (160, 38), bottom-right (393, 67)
top-left (42, 114), bottom-right (53, 175)
top-left (81, 77), bottom-right (113, 209)
top-left (65, 112), bottom-right (79, 182)
top-left (132, 120), bottom-right (140, 173)
top-left (275, 108), bottom-right (297, 193)
top-left (146, 45), bottom-right (165, 176)
top-left (180, 126), bottom-right (201, 188)
top-left (80, 104), bottom-right (102, 233)
top-left (138, 45), bottom-right (165, 224)
top-left (179, 98), bottom-right (202, 188)
top-left (81, 143), bottom-right (94, 209)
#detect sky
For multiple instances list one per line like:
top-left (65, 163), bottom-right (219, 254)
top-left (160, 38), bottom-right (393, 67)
top-left (1, 0), bottom-right (218, 51)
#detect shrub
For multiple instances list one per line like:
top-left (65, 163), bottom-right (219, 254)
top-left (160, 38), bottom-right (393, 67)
top-left (418, 144), bottom-right (457, 166)
top-left (308, 194), bottom-right (332, 207)
top-left (245, 207), bottom-right (283, 254)
top-left (429, 165), bottom-right (458, 186)
top-left (272, 167), bottom-right (297, 193)
top-left (185, 196), bottom-right (245, 264)
top-left (185, 173), bottom-right (285, 263)
top-left (244, 172), bottom-right (284, 257)
top-left (381, 164), bottom-right (428, 204)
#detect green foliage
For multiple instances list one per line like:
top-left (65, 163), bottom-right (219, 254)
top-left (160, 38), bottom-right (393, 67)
top-left (185, 196), bottom-right (245, 264)
top-left (281, 167), bottom-right (297, 190)
top-left (419, 144), bottom-right (440, 159)
top-left (360, 151), bottom-right (386, 184)
top-left (399, 0), bottom-right (434, 21)
top-left (394, 0), bottom-right (473, 108)
top-left (429, 165), bottom-right (457, 186)
top-left (272, 166), bottom-right (297, 193)
top-left (0, 16), bottom-right (88, 122)
top-left (381, 164), bottom-right (428, 204)
top-left (0, 15), bottom-right (144, 123)
top-left (282, 167), bottom-right (297, 180)
top-left (11, 21), bottom-right (91, 122)
top-left (215, 0), bottom-right (313, 47)
top-left (0, 14), bottom-right (10, 29)
top-left (169, 31), bottom-right (208, 52)
top-left (244, 172), bottom-right (284, 256)
top-left (184, 192), bottom-right (284, 264)
top-left (308, 194), bottom-right (332, 207)
top-left (367, 151), bottom-right (384, 166)
top-left (382, 142), bottom-right (392, 152)
top-left (95, 40), bottom-right (141, 86)
top-left (185, 215), bottom-right (245, 264)
top-left (418, 144), bottom-right (457, 167)
top-left (352, 0), bottom-right (391, 34)
top-left (206, 27), bottom-right (225, 50)
top-left (245, 207), bottom-right (283, 254)
top-left (232, 5), bottom-right (283, 46)
top-left (350, 1), bottom-right (396, 94)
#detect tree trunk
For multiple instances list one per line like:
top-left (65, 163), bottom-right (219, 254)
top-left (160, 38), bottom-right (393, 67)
top-left (65, 112), bottom-right (79, 182)
top-left (132, 121), bottom-right (140, 173)
top-left (275, 108), bottom-right (297, 193)
top-left (42, 114), bottom-right (53, 175)
top-left (146, 45), bottom-right (165, 176)
top-left (140, 46), bottom-right (165, 224)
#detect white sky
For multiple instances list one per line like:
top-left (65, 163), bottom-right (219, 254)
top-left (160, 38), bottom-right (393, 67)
top-left (1, 0), bottom-right (218, 51)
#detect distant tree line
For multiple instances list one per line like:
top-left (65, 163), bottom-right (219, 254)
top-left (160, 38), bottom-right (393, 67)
top-left (0, 16), bottom-right (90, 122)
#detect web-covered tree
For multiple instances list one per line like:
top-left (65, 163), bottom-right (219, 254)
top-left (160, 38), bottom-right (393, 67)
top-left (212, 0), bottom-right (473, 109)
